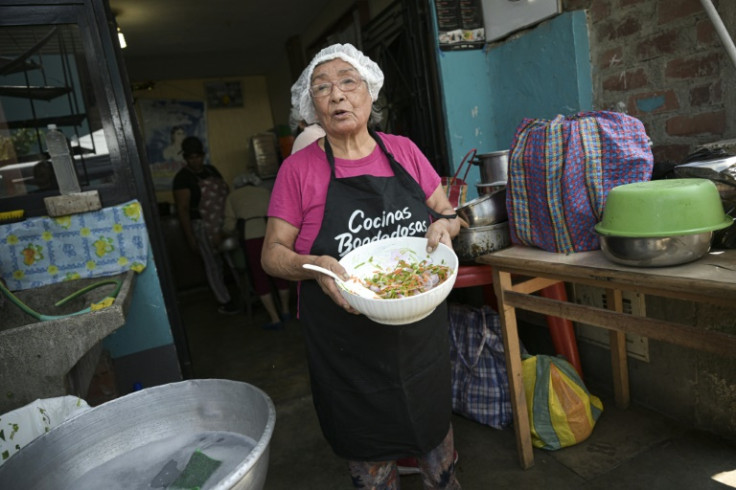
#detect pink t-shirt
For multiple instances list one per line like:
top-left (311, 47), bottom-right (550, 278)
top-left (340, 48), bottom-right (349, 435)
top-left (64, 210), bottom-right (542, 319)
top-left (268, 132), bottom-right (441, 255)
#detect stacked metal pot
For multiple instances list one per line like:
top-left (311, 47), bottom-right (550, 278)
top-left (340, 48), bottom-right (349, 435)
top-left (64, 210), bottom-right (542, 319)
top-left (452, 150), bottom-right (512, 261)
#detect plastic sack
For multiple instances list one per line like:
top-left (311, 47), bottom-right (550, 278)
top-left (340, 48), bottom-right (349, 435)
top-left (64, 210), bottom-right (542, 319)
top-left (0, 396), bottom-right (90, 465)
top-left (441, 176), bottom-right (468, 208)
top-left (522, 355), bottom-right (603, 450)
top-left (507, 111), bottom-right (653, 253)
top-left (448, 304), bottom-right (521, 429)
top-left (442, 149), bottom-right (476, 208)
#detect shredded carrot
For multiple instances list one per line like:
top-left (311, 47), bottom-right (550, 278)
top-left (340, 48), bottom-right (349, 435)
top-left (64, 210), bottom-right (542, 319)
top-left (360, 259), bottom-right (452, 299)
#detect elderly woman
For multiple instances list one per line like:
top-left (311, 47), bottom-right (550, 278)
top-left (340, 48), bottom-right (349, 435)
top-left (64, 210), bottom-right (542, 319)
top-left (222, 172), bottom-right (291, 329)
top-left (262, 44), bottom-right (463, 489)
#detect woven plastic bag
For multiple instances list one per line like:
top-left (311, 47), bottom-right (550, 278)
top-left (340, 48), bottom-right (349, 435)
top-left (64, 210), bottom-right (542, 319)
top-left (522, 355), bottom-right (603, 450)
top-left (507, 111), bottom-right (653, 253)
top-left (442, 149), bottom-right (476, 208)
top-left (441, 176), bottom-right (468, 208)
top-left (448, 304), bottom-right (521, 429)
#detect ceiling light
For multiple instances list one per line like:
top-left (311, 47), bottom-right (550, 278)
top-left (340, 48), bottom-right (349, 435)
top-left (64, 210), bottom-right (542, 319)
top-left (117, 27), bottom-right (127, 49)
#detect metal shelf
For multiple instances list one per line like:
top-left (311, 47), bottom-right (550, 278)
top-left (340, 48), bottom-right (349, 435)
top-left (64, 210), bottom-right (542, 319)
top-left (0, 56), bottom-right (40, 75)
top-left (0, 85), bottom-right (72, 100)
top-left (5, 113), bottom-right (86, 130)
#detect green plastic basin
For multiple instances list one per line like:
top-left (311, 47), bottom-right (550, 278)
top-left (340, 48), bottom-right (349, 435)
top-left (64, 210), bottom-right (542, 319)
top-left (595, 178), bottom-right (733, 237)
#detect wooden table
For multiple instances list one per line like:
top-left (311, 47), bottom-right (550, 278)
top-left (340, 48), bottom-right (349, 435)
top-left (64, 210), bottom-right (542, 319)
top-left (476, 246), bottom-right (736, 469)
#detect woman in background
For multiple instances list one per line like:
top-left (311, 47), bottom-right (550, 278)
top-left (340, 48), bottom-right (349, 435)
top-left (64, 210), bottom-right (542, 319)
top-left (172, 136), bottom-right (238, 315)
top-left (223, 173), bottom-right (291, 329)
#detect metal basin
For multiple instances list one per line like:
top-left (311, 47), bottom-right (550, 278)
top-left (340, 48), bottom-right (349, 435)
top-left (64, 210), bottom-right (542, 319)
top-left (453, 221), bottom-right (511, 261)
top-left (597, 232), bottom-right (713, 267)
top-left (455, 188), bottom-right (507, 227)
top-left (0, 379), bottom-right (276, 490)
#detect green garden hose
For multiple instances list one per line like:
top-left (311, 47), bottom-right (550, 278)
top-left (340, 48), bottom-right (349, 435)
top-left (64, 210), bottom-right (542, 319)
top-left (0, 278), bottom-right (122, 321)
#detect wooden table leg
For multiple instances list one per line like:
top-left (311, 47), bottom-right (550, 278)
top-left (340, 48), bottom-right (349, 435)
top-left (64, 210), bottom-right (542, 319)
top-left (493, 268), bottom-right (535, 469)
top-left (606, 288), bottom-right (630, 409)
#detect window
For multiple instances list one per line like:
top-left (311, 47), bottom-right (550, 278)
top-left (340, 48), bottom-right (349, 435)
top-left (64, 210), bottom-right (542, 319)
top-left (0, 23), bottom-right (113, 200)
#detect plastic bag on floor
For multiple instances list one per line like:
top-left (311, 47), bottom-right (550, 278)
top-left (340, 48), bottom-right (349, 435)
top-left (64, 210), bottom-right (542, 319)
top-left (449, 304), bottom-right (521, 429)
top-left (0, 396), bottom-right (90, 465)
top-left (523, 355), bottom-right (603, 450)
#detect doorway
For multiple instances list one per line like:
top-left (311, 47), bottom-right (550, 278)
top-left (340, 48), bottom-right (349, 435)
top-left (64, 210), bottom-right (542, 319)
top-left (363, 0), bottom-right (450, 176)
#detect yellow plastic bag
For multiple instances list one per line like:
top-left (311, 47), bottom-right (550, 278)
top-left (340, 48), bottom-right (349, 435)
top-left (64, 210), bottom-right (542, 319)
top-left (522, 355), bottom-right (603, 450)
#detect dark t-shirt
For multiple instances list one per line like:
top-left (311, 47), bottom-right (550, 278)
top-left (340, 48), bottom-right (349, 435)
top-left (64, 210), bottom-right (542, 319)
top-left (172, 165), bottom-right (224, 219)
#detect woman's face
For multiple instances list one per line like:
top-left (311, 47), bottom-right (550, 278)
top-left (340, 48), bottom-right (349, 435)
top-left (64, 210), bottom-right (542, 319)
top-left (310, 59), bottom-right (372, 137)
top-left (183, 152), bottom-right (205, 172)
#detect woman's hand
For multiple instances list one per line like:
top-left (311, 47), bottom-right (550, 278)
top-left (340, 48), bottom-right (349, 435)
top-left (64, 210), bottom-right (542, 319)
top-left (425, 185), bottom-right (466, 252)
top-left (426, 218), bottom-right (459, 252)
top-left (309, 256), bottom-right (361, 314)
top-left (262, 218), bottom-right (360, 314)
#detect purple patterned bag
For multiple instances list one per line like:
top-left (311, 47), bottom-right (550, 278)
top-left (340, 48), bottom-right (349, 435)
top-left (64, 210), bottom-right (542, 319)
top-left (449, 304), bottom-right (517, 429)
top-left (506, 111), bottom-right (653, 253)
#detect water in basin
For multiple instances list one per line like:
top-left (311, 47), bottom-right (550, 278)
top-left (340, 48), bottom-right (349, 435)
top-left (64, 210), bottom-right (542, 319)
top-left (71, 431), bottom-right (258, 490)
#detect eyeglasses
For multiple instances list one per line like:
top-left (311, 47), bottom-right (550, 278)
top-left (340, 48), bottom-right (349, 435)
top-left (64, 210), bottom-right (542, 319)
top-left (309, 77), bottom-right (364, 98)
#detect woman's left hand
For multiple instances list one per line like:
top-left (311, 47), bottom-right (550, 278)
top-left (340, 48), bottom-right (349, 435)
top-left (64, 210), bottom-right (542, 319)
top-left (426, 218), bottom-right (457, 252)
top-left (425, 185), bottom-right (466, 252)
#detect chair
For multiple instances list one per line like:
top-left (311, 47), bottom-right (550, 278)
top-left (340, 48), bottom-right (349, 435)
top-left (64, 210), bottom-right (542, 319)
top-left (237, 217), bottom-right (270, 322)
top-left (219, 217), bottom-right (267, 323)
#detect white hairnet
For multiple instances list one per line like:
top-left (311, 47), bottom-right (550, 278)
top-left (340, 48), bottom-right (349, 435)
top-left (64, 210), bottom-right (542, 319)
top-left (290, 43), bottom-right (384, 124)
top-left (233, 172), bottom-right (262, 189)
top-left (288, 105), bottom-right (302, 133)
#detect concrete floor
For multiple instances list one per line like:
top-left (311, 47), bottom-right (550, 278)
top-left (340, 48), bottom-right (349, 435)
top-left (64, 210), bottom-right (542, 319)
top-left (179, 286), bottom-right (736, 490)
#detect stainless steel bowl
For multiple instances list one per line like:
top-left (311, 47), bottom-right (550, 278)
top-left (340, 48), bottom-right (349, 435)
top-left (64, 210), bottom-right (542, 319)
top-left (453, 221), bottom-right (511, 261)
top-left (597, 232), bottom-right (713, 267)
top-left (455, 188), bottom-right (507, 226)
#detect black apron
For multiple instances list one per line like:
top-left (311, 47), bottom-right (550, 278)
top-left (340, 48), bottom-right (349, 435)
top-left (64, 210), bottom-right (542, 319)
top-left (300, 130), bottom-right (452, 461)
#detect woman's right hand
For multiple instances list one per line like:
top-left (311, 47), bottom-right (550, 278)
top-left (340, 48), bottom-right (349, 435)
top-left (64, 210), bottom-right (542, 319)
top-left (310, 256), bottom-right (360, 314)
top-left (262, 218), bottom-right (359, 314)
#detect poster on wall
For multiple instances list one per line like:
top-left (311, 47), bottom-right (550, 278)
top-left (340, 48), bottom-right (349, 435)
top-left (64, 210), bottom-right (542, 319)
top-left (434, 0), bottom-right (485, 49)
top-left (205, 81), bottom-right (243, 109)
top-left (138, 99), bottom-right (208, 191)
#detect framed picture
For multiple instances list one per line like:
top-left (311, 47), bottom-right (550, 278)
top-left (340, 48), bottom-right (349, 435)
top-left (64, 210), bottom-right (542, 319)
top-left (205, 81), bottom-right (243, 109)
top-left (138, 99), bottom-right (208, 190)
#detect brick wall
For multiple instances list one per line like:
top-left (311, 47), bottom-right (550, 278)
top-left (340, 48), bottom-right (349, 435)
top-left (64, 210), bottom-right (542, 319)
top-left (564, 0), bottom-right (736, 164)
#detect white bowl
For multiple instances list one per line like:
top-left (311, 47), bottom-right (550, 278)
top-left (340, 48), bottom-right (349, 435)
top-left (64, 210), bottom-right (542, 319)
top-left (338, 237), bottom-right (459, 325)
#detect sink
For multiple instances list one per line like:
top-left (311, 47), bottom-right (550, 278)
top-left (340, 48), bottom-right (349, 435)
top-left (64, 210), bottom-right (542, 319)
top-left (0, 271), bottom-right (135, 414)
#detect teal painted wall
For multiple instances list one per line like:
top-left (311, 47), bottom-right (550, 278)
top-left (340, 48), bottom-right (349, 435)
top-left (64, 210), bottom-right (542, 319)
top-left (436, 48), bottom-right (496, 182)
top-left (103, 239), bottom-right (174, 358)
top-left (433, 9), bottom-right (593, 200)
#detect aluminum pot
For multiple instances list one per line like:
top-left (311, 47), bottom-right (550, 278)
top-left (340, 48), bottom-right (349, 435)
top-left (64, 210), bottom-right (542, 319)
top-left (453, 221), bottom-right (511, 261)
top-left (455, 188), bottom-right (507, 227)
top-left (476, 182), bottom-right (506, 196)
top-left (473, 150), bottom-right (508, 184)
top-left (0, 379), bottom-right (276, 490)
top-left (597, 231), bottom-right (713, 267)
